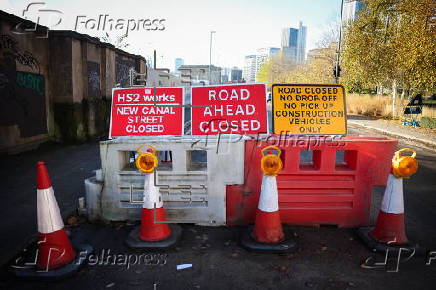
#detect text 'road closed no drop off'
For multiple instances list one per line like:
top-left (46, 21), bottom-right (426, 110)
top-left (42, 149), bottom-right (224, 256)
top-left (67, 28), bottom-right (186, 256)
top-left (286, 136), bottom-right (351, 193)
top-left (272, 84), bottom-right (347, 135)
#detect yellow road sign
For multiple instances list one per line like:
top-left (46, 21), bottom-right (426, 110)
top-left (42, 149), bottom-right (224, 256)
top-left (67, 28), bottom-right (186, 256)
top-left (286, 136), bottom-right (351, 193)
top-left (272, 84), bottom-right (347, 135)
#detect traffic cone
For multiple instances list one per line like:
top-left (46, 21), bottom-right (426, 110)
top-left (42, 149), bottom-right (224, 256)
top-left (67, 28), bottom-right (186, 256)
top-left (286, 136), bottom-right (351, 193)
top-left (240, 146), bottom-right (296, 252)
top-left (35, 161), bottom-right (76, 270)
top-left (252, 175), bottom-right (284, 243)
top-left (369, 172), bottom-right (408, 244)
top-left (139, 171), bottom-right (171, 241)
top-left (11, 161), bottom-right (92, 280)
top-left (358, 148), bottom-right (418, 253)
top-left (126, 171), bottom-right (181, 248)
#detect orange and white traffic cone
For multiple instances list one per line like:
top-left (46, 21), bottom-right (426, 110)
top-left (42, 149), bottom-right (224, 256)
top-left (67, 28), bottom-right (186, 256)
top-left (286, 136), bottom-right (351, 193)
top-left (139, 171), bottom-right (172, 241)
top-left (11, 161), bottom-right (92, 280)
top-left (126, 148), bottom-right (181, 248)
top-left (35, 161), bottom-right (76, 270)
top-left (240, 146), bottom-right (296, 252)
top-left (358, 148), bottom-right (418, 252)
top-left (369, 172), bottom-right (408, 244)
top-left (252, 174), bottom-right (284, 243)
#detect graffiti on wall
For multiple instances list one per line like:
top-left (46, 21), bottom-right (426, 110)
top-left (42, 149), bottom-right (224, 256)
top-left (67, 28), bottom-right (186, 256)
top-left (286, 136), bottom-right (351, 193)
top-left (87, 61), bottom-right (100, 97)
top-left (0, 34), bottom-right (40, 72)
top-left (115, 56), bottom-right (135, 88)
top-left (0, 34), bottom-right (47, 138)
top-left (16, 71), bottom-right (44, 95)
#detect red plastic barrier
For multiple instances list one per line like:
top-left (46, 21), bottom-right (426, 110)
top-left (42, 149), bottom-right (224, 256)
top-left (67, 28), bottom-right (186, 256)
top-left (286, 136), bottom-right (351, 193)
top-left (226, 135), bottom-right (398, 227)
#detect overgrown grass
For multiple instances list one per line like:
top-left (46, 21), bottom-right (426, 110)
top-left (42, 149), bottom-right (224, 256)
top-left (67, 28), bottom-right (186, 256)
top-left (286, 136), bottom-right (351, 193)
top-left (423, 106), bottom-right (436, 118)
top-left (346, 94), bottom-right (436, 119)
top-left (346, 94), bottom-right (392, 117)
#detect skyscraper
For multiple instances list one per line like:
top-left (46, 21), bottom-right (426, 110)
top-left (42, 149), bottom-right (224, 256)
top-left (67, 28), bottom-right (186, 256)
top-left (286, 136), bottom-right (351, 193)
top-left (256, 47), bottom-right (280, 75)
top-left (340, 1), bottom-right (364, 48)
top-left (174, 58), bottom-right (184, 72)
top-left (231, 67), bottom-right (243, 83)
top-left (243, 55), bottom-right (257, 83)
top-left (221, 67), bottom-right (232, 83)
top-left (243, 47), bottom-right (280, 83)
top-left (342, 0), bottom-right (364, 25)
top-left (281, 21), bottom-right (307, 63)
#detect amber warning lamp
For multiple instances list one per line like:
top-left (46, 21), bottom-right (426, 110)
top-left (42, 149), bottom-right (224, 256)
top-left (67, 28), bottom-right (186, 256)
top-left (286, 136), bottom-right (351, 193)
top-left (260, 146), bottom-right (283, 176)
top-left (135, 145), bottom-right (158, 174)
top-left (392, 148), bottom-right (418, 179)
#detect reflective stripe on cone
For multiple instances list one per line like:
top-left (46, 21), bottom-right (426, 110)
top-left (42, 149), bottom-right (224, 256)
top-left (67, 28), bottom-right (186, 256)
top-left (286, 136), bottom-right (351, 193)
top-left (142, 172), bottom-right (163, 209)
top-left (380, 174), bottom-right (404, 214)
top-left (37, 187), bottom-right (64, 234)
top-left (258, 176), bottom-right (279, 212)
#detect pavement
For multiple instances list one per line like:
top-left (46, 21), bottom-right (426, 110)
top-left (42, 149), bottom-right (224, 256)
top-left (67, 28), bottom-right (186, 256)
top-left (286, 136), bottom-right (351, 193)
top-left (348, 115), bottom-right (436, 149)
top-left (0, 123), bottom-right (436, 289)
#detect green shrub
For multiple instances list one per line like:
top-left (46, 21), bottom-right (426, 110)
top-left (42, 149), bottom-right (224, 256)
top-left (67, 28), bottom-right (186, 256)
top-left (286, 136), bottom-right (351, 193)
top-left (421, 117), bottom-right (436, 129)
top-left (423, 100), bottom-right (436, 106)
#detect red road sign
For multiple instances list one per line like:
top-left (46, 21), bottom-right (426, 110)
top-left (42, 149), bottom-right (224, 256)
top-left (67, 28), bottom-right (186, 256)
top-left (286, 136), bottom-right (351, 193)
top-left (109, 87), bottom-right (184, 137)
top-left (191, 84), bottom-right (268, 135)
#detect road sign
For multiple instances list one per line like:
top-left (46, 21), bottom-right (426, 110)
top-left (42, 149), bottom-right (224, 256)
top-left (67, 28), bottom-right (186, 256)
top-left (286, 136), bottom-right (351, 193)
top-left (109, 87), bottom-right (184, 137)
top-left (272, 84), bottom-right (347, 135)
top-left (191, 84), bottom-right (268, 135)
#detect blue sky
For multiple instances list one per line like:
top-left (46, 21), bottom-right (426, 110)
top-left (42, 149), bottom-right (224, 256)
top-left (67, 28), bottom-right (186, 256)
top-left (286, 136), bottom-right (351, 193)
top-left (3, 0), bottom-right (341, 69)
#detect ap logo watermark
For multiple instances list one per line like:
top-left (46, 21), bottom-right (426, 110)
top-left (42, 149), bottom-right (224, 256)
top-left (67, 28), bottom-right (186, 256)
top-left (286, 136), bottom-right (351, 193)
top-left (11, 2), bottom-right (63, 38)
top-left (10, 238), bottom-right (67, 273)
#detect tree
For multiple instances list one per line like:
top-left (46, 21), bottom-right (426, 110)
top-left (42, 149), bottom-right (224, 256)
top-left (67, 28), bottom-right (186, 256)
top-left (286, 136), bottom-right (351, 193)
top-left (342, 0), bottom-right (436, 115)
top-left (256, 52), bottom-right (297, 86)
top-left (99, 32), bottom-right (130, 49)
top-left (289, 42), bottom-right (337, 84)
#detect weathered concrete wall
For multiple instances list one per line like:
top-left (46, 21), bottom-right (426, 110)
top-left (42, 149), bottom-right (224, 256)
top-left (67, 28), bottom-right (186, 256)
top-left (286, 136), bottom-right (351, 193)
top-left (0, 10), bottom-right (148, 152)
top-left (0, 12), bottom-right (51, 153)
top-left (72, 38), bottom-right (85, 103)
top-left (115, 53), bottom-right (136, 87)
top-left (103, 47), bottom-right (116, 97)
top-left (50, 32), bottom-right (147, 143)
top-left (49, 35), bottom-right (73, 103)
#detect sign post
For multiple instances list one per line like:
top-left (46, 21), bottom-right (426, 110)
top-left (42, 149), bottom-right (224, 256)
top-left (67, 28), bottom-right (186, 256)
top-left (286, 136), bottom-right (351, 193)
top-left (109, 87), bottom-right (184, 137)
top-left (191, 84), bottom-right (268, 135)
top-left (272, 84), bottom-right (347, 135)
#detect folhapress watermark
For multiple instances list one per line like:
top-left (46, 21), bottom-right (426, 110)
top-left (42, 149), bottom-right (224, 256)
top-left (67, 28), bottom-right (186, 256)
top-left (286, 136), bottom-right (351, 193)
top-left (74, 15), bottom-right (165, 36)
top-left (12, 248), bottom-right (169, 272)
top-left (363, 248), bottom-right (436, 272)
top-left (12, 2), bottom-right (166, 38)
top-left (77, 249), bottom-right (168, 270)
top-left (11, 2), bottom-right (63, 38)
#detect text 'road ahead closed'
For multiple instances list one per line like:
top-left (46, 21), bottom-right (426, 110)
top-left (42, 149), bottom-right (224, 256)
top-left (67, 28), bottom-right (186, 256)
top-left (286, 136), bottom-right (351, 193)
top-left (191, 84), bottom-right (267, 135)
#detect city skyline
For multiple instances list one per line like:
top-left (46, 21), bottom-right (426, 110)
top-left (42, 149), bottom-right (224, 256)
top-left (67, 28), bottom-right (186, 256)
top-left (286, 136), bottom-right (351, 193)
top-left (281, 21), bottom-right (307, 63)
top-left (242, 20), bottom-right (307, 83)
top-left (243, 47), bottom-right (280, 82)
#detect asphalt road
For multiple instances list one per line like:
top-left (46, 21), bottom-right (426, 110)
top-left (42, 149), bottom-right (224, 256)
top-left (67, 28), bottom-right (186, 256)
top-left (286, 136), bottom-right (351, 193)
top-left (0, 142), bottom-right (101, 267)
top-left (0, 126), bottom-right (435, 290)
